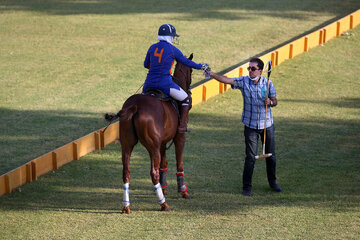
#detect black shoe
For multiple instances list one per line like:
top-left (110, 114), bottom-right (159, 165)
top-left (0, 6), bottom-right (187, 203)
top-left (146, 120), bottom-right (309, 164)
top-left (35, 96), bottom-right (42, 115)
top-left (270, 184), bottom-right (282, 192)
top-left (242, 189), bottom-right (252, 197)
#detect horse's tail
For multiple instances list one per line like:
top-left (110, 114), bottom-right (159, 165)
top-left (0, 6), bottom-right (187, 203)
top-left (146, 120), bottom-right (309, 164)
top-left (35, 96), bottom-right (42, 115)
top-left (104, 105), bottom-right (138, 122)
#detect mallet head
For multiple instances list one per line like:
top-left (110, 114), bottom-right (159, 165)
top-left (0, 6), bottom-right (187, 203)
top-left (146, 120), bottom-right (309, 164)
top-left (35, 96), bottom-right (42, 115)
top-left (255, 153), bottom-right (272, 159)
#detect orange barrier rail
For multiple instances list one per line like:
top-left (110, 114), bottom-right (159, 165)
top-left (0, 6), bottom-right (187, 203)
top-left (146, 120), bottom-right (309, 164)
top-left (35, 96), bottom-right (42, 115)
top-left (192, 9), bottom-right (360, 105)
top-left (1, 9), bottom-right (359, 197)
top-left (0, 123), bottom-right (119, 196)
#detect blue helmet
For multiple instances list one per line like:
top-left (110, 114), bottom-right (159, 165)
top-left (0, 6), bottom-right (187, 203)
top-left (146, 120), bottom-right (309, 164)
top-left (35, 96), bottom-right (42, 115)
top-left (158, 24), bottom-right (179, 37)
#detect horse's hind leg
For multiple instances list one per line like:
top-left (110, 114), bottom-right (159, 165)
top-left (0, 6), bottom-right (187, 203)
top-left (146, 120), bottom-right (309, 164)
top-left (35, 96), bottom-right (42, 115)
top-left (174, 134), bottom-right (191, 199)
top-left (159, 144), bottom-right (168, 195)
top-left (120, 122), bottom-right (138, 214)
top-left (121, 148), bottom-right (132, 214)
top-left (148, 147), bottom-right (170, 211)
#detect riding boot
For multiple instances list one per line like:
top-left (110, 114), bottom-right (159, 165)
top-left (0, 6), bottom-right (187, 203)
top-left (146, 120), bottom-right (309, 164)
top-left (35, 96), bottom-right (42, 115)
top-left (178, 104), bottom-right (191, 133)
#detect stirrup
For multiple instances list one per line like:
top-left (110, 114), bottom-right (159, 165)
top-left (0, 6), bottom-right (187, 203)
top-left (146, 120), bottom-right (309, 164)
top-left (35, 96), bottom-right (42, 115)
top-left (177, 127), bottom-right (191, 134)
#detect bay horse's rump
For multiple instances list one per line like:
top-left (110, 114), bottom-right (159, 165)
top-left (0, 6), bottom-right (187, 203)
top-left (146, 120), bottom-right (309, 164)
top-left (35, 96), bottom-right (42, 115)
top-left (115, 94), bottom-right (178, 154)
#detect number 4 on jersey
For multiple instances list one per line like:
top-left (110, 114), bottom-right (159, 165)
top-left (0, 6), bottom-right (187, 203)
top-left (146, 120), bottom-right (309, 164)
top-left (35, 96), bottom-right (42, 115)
top-left (154, 48), bottom-right (164, 63)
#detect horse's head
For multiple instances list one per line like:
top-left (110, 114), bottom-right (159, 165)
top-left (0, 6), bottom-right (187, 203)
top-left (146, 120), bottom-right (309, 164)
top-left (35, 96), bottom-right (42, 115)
top-left (173, 53), bottom-right (193, 91)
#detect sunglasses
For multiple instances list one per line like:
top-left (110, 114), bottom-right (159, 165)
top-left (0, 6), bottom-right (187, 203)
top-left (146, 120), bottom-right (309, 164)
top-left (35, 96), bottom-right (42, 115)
top-left (247, 66), bottom-right (259, 71)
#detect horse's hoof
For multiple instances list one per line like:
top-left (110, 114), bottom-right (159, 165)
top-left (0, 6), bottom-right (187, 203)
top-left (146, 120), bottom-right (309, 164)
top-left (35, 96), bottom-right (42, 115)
top-left (160, 202), bottom-right (170, 211)
top-left (162, 188), bottom-right (167, 195)
top-left (121, 206), bottom-right (130, 214)
top-left (181, 192), bottom-right (191, 199)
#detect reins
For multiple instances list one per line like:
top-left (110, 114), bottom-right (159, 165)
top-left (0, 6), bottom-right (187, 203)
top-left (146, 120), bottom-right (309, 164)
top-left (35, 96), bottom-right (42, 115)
top-left (134, 83), bottom-right (144, 94)
top-left (165, 140), bottom-right (174, 150)
top-left (165, 66), bottom-right (191, 150)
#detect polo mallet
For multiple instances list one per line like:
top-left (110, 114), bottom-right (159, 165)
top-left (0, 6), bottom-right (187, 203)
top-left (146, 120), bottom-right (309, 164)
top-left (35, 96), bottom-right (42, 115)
top-left (255, 60), bottom-right (273, 160)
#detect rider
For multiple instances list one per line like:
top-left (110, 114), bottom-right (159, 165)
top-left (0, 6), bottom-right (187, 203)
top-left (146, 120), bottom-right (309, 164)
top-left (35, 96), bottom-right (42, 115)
top-left (143, 24), bottom-right (210, 133)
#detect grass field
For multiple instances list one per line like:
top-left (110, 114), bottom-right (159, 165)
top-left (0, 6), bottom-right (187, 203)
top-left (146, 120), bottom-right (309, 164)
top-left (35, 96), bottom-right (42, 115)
top-left (0, 27), bottom-right (359, 238)
top-left (1, 1), bottom-right (360, 239)
top-left (1, 0), bottom-right (360, 174)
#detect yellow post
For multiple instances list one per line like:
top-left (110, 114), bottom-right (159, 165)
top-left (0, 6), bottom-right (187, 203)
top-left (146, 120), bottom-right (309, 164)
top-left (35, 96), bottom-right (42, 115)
top-left (304, 36), bottom-right (309, 52)
top-left (319, 30), bottom-right (323, 45)
top-left (239, 67), bottom-right (243, 77)
top-left (219, 82), bottom-right (224, 94)
top-left (271, 53), bottom-right (275, 66)
top-left (336, 21), bottom-right (341, 36)
top-left (94, 132), bottom-right (101, 150)
top-left (202, 85), bottom-right (206, 102)
top-left (31, 162), bottom-right (37, 181)
top-left (52, 152), bottom-right (58, 170)
top-left (99, 130), bottom-right (105, 149)
top-left (73, 142), bottom-right (79, 160)
top-left (289, 44), bottom-right (294, 59)
top-left (5, 175), bottom-right (11, 194)
top-left (26, 163), bottom-right (32, 183)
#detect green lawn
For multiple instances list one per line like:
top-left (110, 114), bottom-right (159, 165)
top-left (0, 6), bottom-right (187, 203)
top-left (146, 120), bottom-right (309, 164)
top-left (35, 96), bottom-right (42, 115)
top-left (0, 1), bottom-right (360, 239)
top-left (1, 0), bottom-right (360, 174)
top-left (1, 22), bottom-right (359, 240)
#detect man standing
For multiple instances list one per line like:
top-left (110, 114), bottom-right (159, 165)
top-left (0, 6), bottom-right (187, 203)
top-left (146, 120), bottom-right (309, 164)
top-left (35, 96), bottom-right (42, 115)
top-left (209, 58), bottom-right (282, 196)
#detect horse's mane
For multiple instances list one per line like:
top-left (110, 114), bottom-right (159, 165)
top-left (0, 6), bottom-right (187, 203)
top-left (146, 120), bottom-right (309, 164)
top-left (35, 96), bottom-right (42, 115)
top-left (173, 55), bottom-right (193, 91)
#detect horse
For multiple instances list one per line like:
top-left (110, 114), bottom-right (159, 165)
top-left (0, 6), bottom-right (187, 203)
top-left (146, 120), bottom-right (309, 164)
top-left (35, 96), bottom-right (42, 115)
top-left (105, 54), bottom-right (194, 214)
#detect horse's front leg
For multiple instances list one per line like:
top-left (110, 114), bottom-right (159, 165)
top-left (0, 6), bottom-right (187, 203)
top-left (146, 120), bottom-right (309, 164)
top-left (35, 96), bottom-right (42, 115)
top-left (149, 149), bottom-right (170, 211)
top-left (159, 144), bottom-right (168, 195)
top-left (174, 134), bottom-right (191, 199)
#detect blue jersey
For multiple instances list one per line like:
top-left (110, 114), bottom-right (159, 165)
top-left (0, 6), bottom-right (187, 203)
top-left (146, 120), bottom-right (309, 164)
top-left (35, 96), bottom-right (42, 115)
top-left (143, 40), bottom-right (202, 96)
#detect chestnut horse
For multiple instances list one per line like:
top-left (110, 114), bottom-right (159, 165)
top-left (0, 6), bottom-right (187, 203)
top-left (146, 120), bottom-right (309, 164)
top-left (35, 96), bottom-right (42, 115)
top-left (105, 54), bottom-right (194, 213)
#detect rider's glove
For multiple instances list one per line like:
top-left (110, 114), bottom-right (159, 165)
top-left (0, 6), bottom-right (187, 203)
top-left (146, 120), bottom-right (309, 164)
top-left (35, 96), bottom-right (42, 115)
top-left (201, 64), bottom-right (211, 78)
top-left (201, 64), bottom-right (210, 72)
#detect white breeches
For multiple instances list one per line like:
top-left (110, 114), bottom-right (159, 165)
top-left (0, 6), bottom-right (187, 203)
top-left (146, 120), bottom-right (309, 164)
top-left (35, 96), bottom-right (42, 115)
top-left (169, 87), bottom-right (188, 102)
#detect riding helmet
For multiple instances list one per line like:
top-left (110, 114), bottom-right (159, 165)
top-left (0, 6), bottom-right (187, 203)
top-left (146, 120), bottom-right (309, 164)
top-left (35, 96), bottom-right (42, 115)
top-left (158, 24), bottom-right (179, 37)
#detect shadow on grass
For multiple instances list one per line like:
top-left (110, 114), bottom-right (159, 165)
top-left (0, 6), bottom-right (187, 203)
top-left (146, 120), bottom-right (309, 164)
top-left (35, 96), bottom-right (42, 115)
top-left (0, 108), bottom-right (359, 214)
top-left (1, 0), bottom-right (359, 19)
top-left (0, 107), bottom-right (107, 175)
top-left (281, 97), bottom-right (360, 109)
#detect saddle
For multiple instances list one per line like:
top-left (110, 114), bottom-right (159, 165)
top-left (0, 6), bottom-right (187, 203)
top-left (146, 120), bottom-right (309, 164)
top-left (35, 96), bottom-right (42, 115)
top-left (144, 88), bottom-right (180, 119)
top-left (144, 88), bottom-right (170, 101)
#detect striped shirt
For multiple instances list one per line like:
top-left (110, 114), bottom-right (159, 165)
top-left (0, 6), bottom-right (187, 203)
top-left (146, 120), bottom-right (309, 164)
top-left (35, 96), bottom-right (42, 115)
top-left (232, 76), bottom-right (276, 129)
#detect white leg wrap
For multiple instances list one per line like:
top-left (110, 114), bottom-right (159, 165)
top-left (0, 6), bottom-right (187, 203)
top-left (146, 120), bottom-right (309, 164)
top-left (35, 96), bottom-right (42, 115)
top-left (123, 183), bottom-right (130, 207)
top-left (154, 183), bottom-right (165, 204)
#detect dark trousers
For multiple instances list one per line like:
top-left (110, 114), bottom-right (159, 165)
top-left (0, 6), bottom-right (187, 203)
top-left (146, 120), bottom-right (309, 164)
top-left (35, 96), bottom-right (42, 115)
top-left (243, 125), bottom-right (277, 191)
